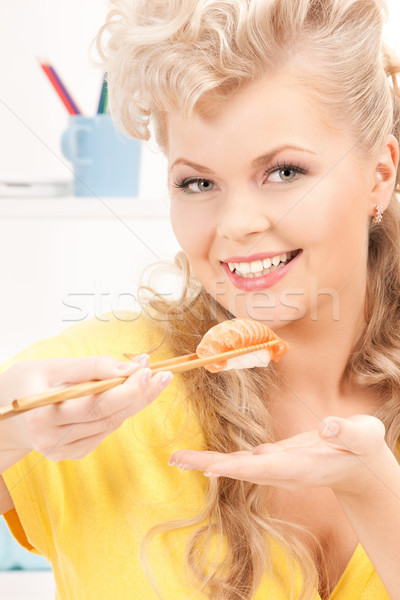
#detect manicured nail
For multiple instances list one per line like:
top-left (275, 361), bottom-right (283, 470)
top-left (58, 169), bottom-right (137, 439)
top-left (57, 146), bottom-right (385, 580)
top-left (117, 354), bottom-right (149, 372)
top-left (142, 368), bottom-right (152, 385)
top-left (323, 422), bottom-right (340, 437)
top-left (138, 354), bottom-right (149, 367)
top-left (168, 458), bottom-right (191, 469)
top-left (159, 371), bottom-right (173, 390)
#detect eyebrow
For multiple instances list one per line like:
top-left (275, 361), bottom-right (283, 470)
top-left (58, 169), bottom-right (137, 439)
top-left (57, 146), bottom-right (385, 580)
top-left (169, 144), bottom-right (318, 174)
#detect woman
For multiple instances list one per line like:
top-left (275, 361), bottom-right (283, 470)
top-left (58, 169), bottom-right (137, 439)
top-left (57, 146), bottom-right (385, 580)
top-left (1, 0), bottom-right (400, 598)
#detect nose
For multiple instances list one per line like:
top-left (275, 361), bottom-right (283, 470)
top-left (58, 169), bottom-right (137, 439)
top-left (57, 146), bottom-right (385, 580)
top-left (216, 190), bottom-right (273, 240)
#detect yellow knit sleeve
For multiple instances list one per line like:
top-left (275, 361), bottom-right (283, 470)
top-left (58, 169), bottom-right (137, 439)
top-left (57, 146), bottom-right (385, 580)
top-left (0, 309), bottom-right (167, 557)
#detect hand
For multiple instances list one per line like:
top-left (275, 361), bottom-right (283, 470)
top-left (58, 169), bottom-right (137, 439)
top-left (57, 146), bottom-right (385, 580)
top-left (0, 355), bottom-right (172, 461)
top-left (169, 415), bottom-right (388, 497)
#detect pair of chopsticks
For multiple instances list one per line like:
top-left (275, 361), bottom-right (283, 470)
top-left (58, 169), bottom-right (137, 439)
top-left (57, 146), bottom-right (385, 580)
top-left (0, 341), bottom-right (278, 420)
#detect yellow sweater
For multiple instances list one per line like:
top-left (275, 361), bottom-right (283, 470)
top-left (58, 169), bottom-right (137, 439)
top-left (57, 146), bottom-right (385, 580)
top-left (0, 311), bottom-right (390, 599)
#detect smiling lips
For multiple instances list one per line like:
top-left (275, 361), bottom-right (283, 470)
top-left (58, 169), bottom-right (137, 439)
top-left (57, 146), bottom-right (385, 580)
top-left (223, 250), bottom-right (300, 279)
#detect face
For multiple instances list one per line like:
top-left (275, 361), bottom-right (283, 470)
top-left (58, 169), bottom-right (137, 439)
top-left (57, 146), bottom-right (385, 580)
top-left (167, 73), bottom-right (374, 330)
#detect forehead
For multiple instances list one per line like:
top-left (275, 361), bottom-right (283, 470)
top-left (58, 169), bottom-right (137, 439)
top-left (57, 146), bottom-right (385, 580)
top-left (166, 73), bottom-right (351, 166)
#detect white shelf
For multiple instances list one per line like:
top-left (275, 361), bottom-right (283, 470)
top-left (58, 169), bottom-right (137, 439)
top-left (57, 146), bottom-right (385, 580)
top-left (0, 196), bottom-right (170, 219)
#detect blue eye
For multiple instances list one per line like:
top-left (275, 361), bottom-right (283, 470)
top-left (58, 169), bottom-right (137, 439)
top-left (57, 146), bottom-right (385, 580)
top-left (274, 168), bottom-right (296, 181)
top-left (172, 163), bottom-right (307, 195)
top-left (173, 178), bottom-right (215, 194)
top-left (265, 164), bottom-right (306, 183)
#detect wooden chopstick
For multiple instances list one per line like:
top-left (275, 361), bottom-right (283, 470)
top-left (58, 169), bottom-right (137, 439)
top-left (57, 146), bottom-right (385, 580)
top-left (0, 341), bottom-right (278, 419)
top-left (149, 341), bottom-right (277, 374)
top-left (123, 352), bottom-right (198, 370)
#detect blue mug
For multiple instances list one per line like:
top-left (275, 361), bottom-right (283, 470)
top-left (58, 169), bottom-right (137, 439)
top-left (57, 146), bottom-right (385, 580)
top-left (61, 115), bottom-right (141, 197)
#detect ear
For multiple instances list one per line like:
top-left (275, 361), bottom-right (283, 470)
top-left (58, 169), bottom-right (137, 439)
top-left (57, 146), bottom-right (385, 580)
top-left (368, 134), bottom-right (399, 217)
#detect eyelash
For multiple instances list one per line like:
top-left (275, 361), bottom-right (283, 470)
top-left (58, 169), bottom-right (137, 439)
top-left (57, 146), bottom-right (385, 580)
top-left (172, 162), bottom-right (308, 195)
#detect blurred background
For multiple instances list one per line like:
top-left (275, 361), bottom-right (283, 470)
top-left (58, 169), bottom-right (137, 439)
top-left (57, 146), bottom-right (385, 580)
top-left (0, 0), bottom-right (399, 597)
top-left (0, 0), bottom-right (180, 368)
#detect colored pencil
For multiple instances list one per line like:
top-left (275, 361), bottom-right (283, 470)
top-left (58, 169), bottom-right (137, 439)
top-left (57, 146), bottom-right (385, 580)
top-left (97, 76), bottom-right (108, 114)
top-left (39, 61), bottom-right (81, 115)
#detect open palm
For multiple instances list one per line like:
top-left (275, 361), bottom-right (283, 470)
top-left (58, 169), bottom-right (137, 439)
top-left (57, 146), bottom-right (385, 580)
top-left (170, 415), bottom-right (388, 495)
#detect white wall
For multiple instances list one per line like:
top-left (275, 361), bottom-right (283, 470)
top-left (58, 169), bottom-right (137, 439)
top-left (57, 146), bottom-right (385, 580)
top-left (0, 200), bottom-right (181, 364)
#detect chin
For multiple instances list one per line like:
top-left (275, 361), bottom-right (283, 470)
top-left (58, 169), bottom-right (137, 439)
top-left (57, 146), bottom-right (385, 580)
top-left (225, 294), bottom-right (303, 324)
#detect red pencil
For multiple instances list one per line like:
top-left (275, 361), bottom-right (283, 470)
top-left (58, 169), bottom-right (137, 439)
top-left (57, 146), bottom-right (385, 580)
top-left (39, 61), bottom-right (81, 115)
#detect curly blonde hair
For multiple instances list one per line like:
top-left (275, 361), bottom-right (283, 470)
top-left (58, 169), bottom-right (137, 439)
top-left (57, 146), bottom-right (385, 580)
top-left (96, 1), bottom-right (400, 598)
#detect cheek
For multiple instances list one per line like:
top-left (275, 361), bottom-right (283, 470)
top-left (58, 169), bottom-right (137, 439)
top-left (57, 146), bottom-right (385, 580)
top-left (170, 202), bottom-right (214, 259)
top-left (290, 175), bottom-right (368, 247)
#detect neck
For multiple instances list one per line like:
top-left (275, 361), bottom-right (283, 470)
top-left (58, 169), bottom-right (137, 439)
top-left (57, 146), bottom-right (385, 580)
top-left (271, 282), bottom-right (369, 417)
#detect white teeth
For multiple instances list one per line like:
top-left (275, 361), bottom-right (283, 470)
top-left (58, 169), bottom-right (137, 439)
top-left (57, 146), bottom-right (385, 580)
top-left (263, 258), bottom-right (272, 269)
top-left (227, 251), bottom-right (295, 278)
top-left (238, 262), bottom-right (251, 274)
top-left (251, 260), bottom-right (263, 272)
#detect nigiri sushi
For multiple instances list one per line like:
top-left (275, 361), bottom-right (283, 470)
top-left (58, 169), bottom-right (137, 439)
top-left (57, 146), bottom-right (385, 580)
top-left (196, 318), bottom-right (288, 373)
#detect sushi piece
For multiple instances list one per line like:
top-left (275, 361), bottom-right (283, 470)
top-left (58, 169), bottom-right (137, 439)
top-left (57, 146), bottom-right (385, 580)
top-left (196, 318), bottom-right (288, 373)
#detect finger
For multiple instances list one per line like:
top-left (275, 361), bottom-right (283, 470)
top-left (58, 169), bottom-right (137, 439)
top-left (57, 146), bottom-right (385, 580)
top-left (30, 369), bottom-right (174, 451)
top-left (252, 441), bottom-right (303, 454)
top-left (29, 365), bottom-right (172, 429)
top-left (169, 449), bottom-right (251, 471)
top-left (86, 367), bottom-right (173, 420)
top-left (203, 453), bottom-right (289, 483)
top-left (63, 368), bottom-right (173, 429)
top-left (47, 354), bottom-right (149, 387)
top-left (319, 415), bottom-right (386, 455)
top-left (40, 404), bottom-right (136, 450)
top-left (32, 368), bottom-right (145, 426)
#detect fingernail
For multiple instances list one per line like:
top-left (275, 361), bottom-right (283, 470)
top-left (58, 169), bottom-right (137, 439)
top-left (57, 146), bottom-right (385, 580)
top-left (159, 371), bottom-right (173, 390)
top-left (204, 472), bottom-right (221, 478)
top-left (167, 460), bottom-right (191, 470)
top-left (142, 368), bottom-right (152, 385)
top-left (178, 463), bottom-right (191, 470)
top-left (323, 422), bottom-right (340, 437)
top-left (117, 354), bottom-right (149, 372)
top-left (138, 354), bottom-right (149, 367)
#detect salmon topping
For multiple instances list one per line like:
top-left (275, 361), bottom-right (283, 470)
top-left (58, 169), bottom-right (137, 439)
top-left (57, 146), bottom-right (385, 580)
top-left (196, 318), bottom-right (289, 373)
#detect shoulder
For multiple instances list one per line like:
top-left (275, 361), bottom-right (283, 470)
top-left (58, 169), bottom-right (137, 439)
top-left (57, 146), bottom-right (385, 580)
top-left (56, 308), bottom-right (166, 355)
top-left (0, 308), bottom-right (167, 372)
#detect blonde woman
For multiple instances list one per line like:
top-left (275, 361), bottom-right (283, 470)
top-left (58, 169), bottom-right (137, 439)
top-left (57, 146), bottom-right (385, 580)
top-left (1, 1), bottom-right (400, 599)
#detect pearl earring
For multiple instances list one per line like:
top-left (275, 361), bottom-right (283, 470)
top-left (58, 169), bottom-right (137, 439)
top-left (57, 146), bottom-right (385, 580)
top-left (373, 205), bottom-right (383, 224)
